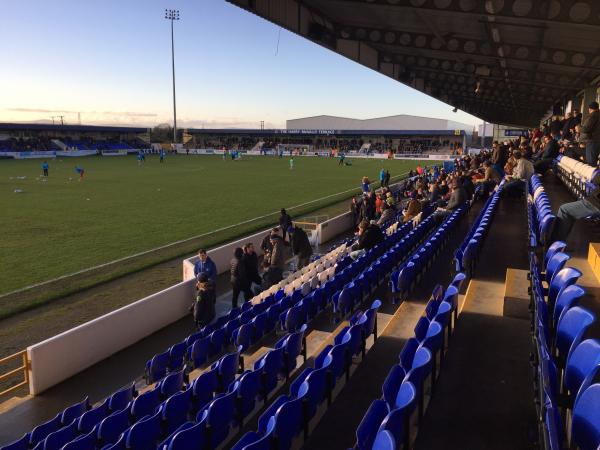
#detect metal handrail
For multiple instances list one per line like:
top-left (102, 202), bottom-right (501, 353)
top-left (0, 350), bottom-right (29, 398)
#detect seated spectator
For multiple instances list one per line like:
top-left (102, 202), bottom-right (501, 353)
top-left (194, 249), bottom-right (217, 283)
top-left (475, 161), bottom-right (501, 197)
top-left (377, 202), bottom-right (395, 225)
top-left (350, 220), bottom-right (383, 259)
top-left (385, 191), bottom-right (396, 208)
top-left (434, 179), bottom-right (467, 218)
top-left (189, 272), bottom-right (216, 328)
top-left (533, 135), bottom-right (559, 174)
top-left (552, 172), bottom-right (600, 240)
top-left (503, 151), bottom-right (534, 197)
top-left (403, 191), bottom-right (422, 223)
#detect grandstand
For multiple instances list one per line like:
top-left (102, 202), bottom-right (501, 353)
top-left (2, 2), bottom-right (600, 450)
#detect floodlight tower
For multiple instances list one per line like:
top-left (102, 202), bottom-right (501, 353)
top-left (165, 9), bottom-right (180, 145)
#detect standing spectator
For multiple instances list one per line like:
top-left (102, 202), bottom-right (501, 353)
top-left (289, 224), bottom-right (313, 269)
top-left (243, 243), bottom-right (261, 292)
top-left (261, 260), bottom-right (280, 290)
top-left (260, 227), bottom-right (278, 261)
top-left (279, 209), bottom-right (292, 241)
top-left (189, 273), bottom-right (216, 328)
top-left (379, 168), bottom-right (386, 187)
top-left (350, 197), bottom-right (359, 227)
top-left (41, 161), bottom-right (49, 177)
top-left (230, 247), bottom-right (251, 308)
top-left (580, 101), bottom-right (600, 165)
top-left (362, 176), bottom-right (371, 193)
top-left (193, 249), bottom-right (217, 284)
top-left (269, 233), bottom-right (287, 281)
top-left (384, 170), bottom-right (391, 187)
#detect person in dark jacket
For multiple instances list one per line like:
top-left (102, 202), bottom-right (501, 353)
top-left (534, 135), bottom-right (560, 174)
top-left (552, 172), bottom-right (600, 240)
top-left (193, 249), bottom-right (217, 284)
top-left (189, 272), bottom-right (216, 328)
top-left (580, 101), bottom-right (600, 165)
top-left (289, 224), bottom-right (313, 269)
top-left (354, 220), bottom-right (384, 251)
top-left (261, 260), bottom-right (281, 290)
top-left (491, 142), bottom-right (509, 176)
top-left (243, 243), bottom-right (261, 289)
top-left (279, 209), bottom-right (292, 241)
top-left (230, 247), bottom-right (252, 308)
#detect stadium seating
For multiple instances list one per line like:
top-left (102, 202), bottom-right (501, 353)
top-left (527, 175), bottom-right (557, 249)
top-left (554, 155), bottom-right (599, 199)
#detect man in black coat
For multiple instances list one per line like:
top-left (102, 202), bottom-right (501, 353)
top-left (243, 243), bottom-right (262, 290)
top-left (230, 247), bottom-right (252, 308)
top-left (534, 135), bottom-right (560, 174)
top-left (279, 209), bottom-right (292, 241)
top-left (289, 224), bottom-right (313, 269)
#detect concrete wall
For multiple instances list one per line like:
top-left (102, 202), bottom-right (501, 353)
top-left (27, 280), bottom-right (195, 395)
top-left (317, 212), bottom-right (354, 245)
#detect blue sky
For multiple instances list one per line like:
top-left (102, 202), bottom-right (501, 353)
top-left (0, 0), bottom-right (483, 129)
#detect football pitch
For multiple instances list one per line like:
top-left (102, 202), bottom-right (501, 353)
top-left (1, 154), bottom-right (427, 302)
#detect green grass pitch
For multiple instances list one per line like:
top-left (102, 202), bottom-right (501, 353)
top-left (1, 154), bottom-right (429, 297)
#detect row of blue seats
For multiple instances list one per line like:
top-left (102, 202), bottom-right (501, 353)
top-left (554, 155), bottom-right (599, 199)
top-left (455, 181), bottom-right (504, 276)
top-left (2, 324), bottom-right (306, 450)
top-left (527, 176), bottom-right (600, 450)
top-left (391, 206), bottom-right (467, 302)
top-left (231, 303), bottom-right (381, 450)
top-left (2, 216), bottom-right (424, 450)
top-left (528, 175), bottom-right (556, 249)
top-left (354, 274), bottom-right (466, 450)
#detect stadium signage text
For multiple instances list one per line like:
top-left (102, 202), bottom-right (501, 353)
top-left (275, 129), bottom-right (337, 135)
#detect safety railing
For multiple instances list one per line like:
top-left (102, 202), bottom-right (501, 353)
top-left (0, 350), bottom-right (29, 398)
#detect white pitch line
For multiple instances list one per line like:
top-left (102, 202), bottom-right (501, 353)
top-left (0, 169), bottom-right (414, 299)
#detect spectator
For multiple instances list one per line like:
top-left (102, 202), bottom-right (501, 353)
top-left (503, 151), bottom-right (534, 197)
top-left (362, 176), bottom-right (371, 193)
top-left (230, 247), bottom-right (252, 308)
top-left (552, 172), bottom-right (600, 240)
top-left (580, 101), bottom-right (600, 165)
top-left (385, 191), bottom-right (396, 208)
top-left (243, 243), bottom-right (261, 291)
top-left (533, 135), bottom-right (560, 174)
top-left (377, 203), bottom-right (395, 225)
top-left (269, 233), bottom-right (287, 276)
top-left (350, 219), bottom-right (383, 259)
top-left (403, 191), bottom-right (422, 223)
top-left (384, 170), bottom-right (391, 187)
top-left (429, 181), bottom-right (441, 203)
top-left (279, 209), bottom-right (292, 241)
top-left (289, 224), bottom-right (313, 269)
top-left (379, 168), bottom-right (386, 187)
top-left (193, 249), bottom-right (217, 283)
top-left (189, 272), bottom-right (216, 328)
top-left (350, 197), bottom-right (360, 227)
top-left (491, 142), bottom-right (509, 176)
top-left (475, 161), bottom-right (501, 197)
top-left (435, 179), bottom-right (467, 218)
top-left (261, 260), bottom-right (280, 290)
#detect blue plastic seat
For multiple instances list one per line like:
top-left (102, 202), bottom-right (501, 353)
top-left (159, 369), bottom-right (185, 398)
top-left (251, 312), bottom-right (268, 342)
top-left (29, 415), bottom-right (62, 447)
top-left (398, 337), bottom-right (419, 373)
top-left (278, 324), bottom-right (307, 379)
top-left (362, 299), bottom-right (382, 341)
top-left (270, 396), bottom-right (303, 450)
top-left (565, 339), bottom-right (600, 397)
top-left (43, 419), bottom-right (78, 450)
top-left (126, 408), bottom-right (162, 450)
top-left (544, 241), bottom-right (567, 269)
top-left (78, 399), bottom-right (109, 433)
top-left (209, 328), bottom-right (226, 357)
top-left (192, 367), bottom-right (218, 412)
top-left (450, 272), bottom-right (466, 293)
top-left (62, 430), bottom-right (96, 450)
top-left (297, 365), bottom-right (328, 420)
top-left (131, 387), bottom-right (161, 421)
top-left (225, 318), bottom-right (242, 340)
top-left (553, 285), bottom-right (586, 329)
top-left (163, 387), bottom-right (193, 434)
top-left (61, 397), bottom-right (90, 425)
top-left (187, 335), bottom-right (210, 369)
top-left (167, 419), bottom-right (207, 450)
top-left (555, 306), bottom-right (595, 362)
top-left (232, 369), bottom-right (262, 422)
top-left (213, 348), bottom-right (241, 392)
top-left (97, 407), bottom-right (131, 446)
top-left (545, 252), bottom-right (570, 284)
top-left (548, 267), bottom-right (582, 308)
top-left (108, 384), bottom-right (135, 412)
top-left (381, 365), bottom-right (406, 409)
top-left (414, 317), bottom-right (430, 342)
top-left (199, 390), bottom-right (237, 448)
top-left (372, 430), bottom-right (396, 450)
top-left (571, 384), bottom-right (600, 450)
top-left (169, 342), bottom-right (187, 371)
top-left (184, 330), bottom-right (204, 348)
top-left (233, 323), bottom-right (254, 352)
top-left (254, 347), bottom-right (284, 399)
top-left (158, 422), bottom-right (194, 450)
top-left (145, 350), bottom-right (170, 384)
top-left (354, 399), bottom-right (389, 450)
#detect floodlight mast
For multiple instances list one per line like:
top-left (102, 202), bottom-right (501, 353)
top-left (165, 9), bottom-right (180, 145)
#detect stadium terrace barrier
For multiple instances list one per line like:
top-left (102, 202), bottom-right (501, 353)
top-left (316, 211), bottom-right (354, 244)
top-left (27, 279), bottom-right (195, 395)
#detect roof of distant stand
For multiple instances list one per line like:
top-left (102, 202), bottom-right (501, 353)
top-left (227, 0), bottom-right (600, 126)
top-left (0, 123), bottom-right (148, 133)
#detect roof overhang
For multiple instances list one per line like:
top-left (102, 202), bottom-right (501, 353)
top-left (227, 0), bottom-right (600, 127)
